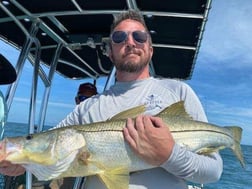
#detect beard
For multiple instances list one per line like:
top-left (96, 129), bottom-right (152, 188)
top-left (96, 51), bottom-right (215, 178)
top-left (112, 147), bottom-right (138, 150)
top-left (113, 53), bottom-right (151, 73)
top-left (114, 60), bottom-right (148, 73)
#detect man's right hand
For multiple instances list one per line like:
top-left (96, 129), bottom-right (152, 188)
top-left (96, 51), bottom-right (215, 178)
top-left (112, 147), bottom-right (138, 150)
top-left (123, 115), bottom-right (175, 166)
top-left (0, 161), bottom-right (25, 176)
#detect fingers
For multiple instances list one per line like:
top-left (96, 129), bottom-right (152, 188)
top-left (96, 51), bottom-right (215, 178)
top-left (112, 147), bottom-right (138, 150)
top-left (123, 118), bottom-right (137, 149)
top-left (0, 161), bottom-right (25, 176)
top-left (142, 116), bottom-right (154, 131)
top-left (123, 116), bottom-right (149, 150)
top-left (0, 164), bottom-right (25, 176)
top-left (0, 160), bottom-right (12, 167)
top-left (123, 115), bottom-right (174, 166)
top-left (148, 116), bottom-right (164, 128)
top-left (135, 115), bottom-right (145, 132)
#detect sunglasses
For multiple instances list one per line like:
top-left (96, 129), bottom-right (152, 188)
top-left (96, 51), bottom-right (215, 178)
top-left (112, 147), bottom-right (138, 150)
top-left (111, 30), bottom-right (148, 44)
top-left (77, 95), bottom-right (90, 102)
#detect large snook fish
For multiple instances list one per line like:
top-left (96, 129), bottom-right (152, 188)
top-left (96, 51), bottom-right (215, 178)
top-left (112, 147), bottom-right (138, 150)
top-left (0, 101), bottom-right (245, 189)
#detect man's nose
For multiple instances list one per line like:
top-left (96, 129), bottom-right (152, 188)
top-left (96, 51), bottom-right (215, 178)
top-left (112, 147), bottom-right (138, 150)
top-left (125, 34), bottom-right (136, 47)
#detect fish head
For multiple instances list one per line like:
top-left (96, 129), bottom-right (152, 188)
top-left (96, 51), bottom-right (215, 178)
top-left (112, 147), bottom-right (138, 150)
top-left (0, 128), bottom-right (86, 166)
top-left (0, 131), bottom-right (58, 165)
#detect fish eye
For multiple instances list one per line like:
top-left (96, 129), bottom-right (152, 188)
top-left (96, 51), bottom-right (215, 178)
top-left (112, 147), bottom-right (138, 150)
top-left (26, 134), bottom-right (33, 140)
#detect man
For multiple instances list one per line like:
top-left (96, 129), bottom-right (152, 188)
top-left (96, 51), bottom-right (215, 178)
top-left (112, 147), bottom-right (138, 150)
top-left (57, 9), bottom-right (223, 189)
top-left (0, 9), bottom-right (223, 189)
top-left (75, 82), bottom-right (98, 105)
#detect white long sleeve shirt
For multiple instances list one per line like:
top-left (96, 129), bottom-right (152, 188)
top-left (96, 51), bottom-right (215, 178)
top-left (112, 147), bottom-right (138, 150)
top-left (56, 77), bottom-right (223, 189)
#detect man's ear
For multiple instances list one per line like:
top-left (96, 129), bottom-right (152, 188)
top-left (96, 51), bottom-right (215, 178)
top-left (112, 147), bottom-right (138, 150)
top-left (149, 46), bottom-right (153, 58)
top-left (109, 48), bottom-right (114, 63)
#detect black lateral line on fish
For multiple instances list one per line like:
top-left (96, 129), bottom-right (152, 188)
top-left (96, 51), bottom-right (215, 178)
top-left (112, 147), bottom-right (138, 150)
top-left (82, 129), bottom-right (123, 133)
top-left (171, 129), bottom-right (232, 138)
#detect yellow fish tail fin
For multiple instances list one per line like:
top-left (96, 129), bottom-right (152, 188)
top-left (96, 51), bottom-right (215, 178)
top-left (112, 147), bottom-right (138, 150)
top-left (225, 126), bottom-right (245, 168)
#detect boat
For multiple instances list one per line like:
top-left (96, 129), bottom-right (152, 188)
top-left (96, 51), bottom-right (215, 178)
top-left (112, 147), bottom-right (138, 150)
top-left (0, 0), bottom-right (212, 188)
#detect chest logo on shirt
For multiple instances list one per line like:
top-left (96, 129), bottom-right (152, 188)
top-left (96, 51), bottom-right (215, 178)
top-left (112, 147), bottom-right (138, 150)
top-left (143, 94), bottom-right (163, 111)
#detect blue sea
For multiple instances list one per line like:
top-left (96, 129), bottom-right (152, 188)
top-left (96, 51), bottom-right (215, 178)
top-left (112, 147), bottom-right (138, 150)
top-left (1, 122), bottom-right (252, 189)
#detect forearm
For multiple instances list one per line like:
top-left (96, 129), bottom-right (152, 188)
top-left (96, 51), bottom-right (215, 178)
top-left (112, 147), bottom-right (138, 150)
top-left (161, 143), bottom-right (223, 184)
top-left (54, 107), bottom-right (81, 128)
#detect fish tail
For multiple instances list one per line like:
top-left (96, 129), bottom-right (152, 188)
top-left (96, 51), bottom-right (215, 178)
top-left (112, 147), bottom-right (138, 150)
top-left (226, 126), bottom-right (245, 168)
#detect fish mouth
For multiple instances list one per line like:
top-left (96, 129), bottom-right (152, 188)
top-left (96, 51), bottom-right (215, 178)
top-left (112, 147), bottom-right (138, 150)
top-left (0, 138), bottom-right (8, 162)
top-left (0, 138), bottom-right (22, 162)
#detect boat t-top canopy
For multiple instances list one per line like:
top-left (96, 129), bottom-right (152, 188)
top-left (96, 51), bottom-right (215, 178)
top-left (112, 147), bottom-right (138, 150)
top-left (0, 1), bottom-right (212, 188)
top-left (0, 0), bottom-right (211, 80)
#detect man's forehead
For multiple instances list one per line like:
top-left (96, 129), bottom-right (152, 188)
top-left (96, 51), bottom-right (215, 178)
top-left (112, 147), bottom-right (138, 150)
top-left (114, 19), bottom-right (145, 30)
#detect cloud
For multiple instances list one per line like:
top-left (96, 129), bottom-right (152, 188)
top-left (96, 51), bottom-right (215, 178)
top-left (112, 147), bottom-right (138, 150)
top-left (48, 101), bottom-right (75, 109)
top-left (200, 0), bottom-right (252, 69)
top-left (206, 100), bottom-right (252, 119)
top-left (13, 97), bottom-right (74, 109)
top-left (5, 96), bottom-right (72, 128)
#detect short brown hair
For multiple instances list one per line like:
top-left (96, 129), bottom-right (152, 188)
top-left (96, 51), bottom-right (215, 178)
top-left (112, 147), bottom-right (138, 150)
top-left (110, 9), bottom-right (148, 33)
top-left (110, 9), bottom-right (152, 45)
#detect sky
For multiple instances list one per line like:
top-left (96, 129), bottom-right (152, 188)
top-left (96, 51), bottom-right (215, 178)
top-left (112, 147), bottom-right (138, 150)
top-left (0, 0), bottom-right (251, 145)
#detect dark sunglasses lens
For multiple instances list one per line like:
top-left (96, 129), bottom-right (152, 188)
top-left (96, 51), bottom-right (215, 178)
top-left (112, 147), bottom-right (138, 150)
top-left (112, 31), bottom-right (127, 43)
top-left (133, 31), bottom-right (148, 43)
top-left (78, 95), bottom-right (88, 102)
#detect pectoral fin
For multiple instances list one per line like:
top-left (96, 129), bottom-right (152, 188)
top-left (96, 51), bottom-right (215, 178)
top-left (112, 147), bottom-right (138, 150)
top-left (98, 167), bottom-right (130, 189)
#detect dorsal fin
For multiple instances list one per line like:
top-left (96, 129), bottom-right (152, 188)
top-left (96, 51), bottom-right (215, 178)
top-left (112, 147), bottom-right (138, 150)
top-left (110, 105), bottom-right (146, 120)
top-left (156, 101), bottom-right (193, 120)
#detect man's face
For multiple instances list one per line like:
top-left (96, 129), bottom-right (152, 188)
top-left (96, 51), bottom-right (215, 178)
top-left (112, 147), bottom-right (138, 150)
top-left (75, 90), bottom-right (96, 105)
top-left (109, 19), bottom-right (153, 73)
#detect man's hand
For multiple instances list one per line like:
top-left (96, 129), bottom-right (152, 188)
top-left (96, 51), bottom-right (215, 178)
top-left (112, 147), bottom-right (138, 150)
top-left (123, 115), bottom-right (175, 166)
top-left (0, 161), bottom-right (25, 176)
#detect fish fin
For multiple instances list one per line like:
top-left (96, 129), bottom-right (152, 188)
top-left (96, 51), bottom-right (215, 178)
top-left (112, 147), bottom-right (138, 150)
top-left (156, 101), bottom-right (193, 120)
top-left (110, 105), bottom-right (146, 120)
top-left (225, 126), bottom-right (245, 168)
top-left (197, 126), bottom-right (245, 168)
top-left (197, 146), bottom-right (225, 155)
top-left (49, 178), bottom-right (63, 189)
top-left (98, 167), bottom-right (129, 189)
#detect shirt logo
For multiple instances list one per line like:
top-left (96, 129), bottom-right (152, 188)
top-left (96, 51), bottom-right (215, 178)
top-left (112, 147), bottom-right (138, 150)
top-left (143, 94), bottom-right (163, 111)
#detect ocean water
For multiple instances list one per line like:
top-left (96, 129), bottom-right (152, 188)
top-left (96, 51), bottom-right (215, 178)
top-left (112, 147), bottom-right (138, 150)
top-left (1, 122), bottom-right (252, 189)
top-left (191, 145), bottom-right (251, 189)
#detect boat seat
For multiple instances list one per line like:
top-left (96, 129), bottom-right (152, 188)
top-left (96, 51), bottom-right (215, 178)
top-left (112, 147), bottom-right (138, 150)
top-left (0, 54), bottom-right (17, 139)
top-left (0, 54), bottom-right (17, 85)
